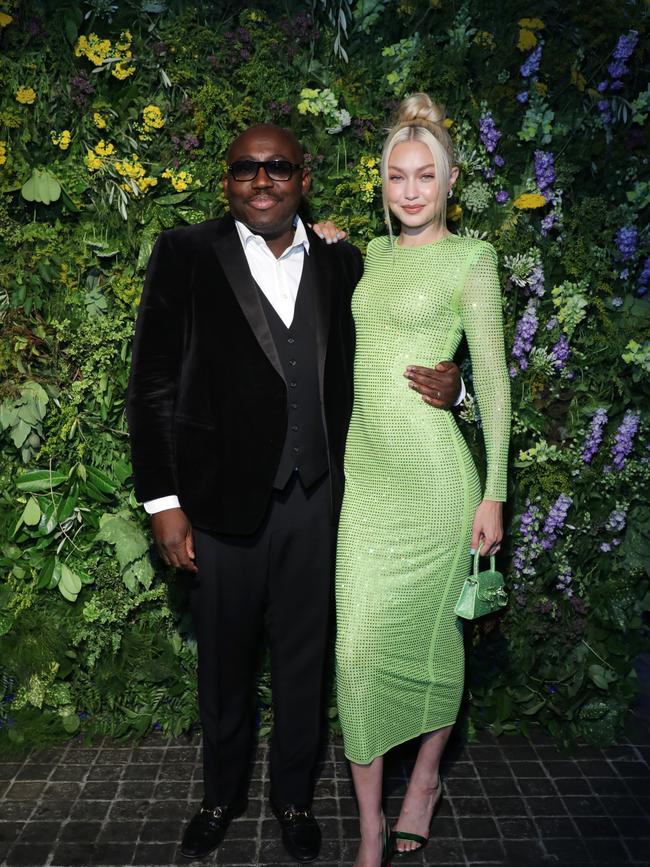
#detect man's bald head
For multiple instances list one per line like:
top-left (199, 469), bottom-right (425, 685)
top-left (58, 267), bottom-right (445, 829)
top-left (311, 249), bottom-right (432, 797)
top-left (226, 124), bottom-right (303, 164)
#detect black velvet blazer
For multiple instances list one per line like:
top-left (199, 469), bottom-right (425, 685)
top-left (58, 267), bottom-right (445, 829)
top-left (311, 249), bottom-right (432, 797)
top-left (126, 214), bottom-right (362, 534)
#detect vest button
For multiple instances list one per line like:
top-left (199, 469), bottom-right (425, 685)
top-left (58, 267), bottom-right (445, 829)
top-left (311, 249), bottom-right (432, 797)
top-left (292, 446), bottom-right (300, 454)
top-left (291, 425), bottom-right (299, 432)
top-left (290, 403), bottom-right (298, 410)
top-left (289, 358), bottom-right (297, 366)
top-left (290, 381), bottom-right (297, 388)
top-left (287, 337), bottom-right (295, 344)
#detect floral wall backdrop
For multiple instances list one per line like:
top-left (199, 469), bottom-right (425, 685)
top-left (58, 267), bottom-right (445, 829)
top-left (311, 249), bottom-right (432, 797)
top-left (0, 0), bottom-right (648, 750)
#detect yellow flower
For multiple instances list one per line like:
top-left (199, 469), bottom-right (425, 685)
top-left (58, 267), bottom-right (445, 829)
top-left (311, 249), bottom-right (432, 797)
top-left (0, 141), bottom-right (7, 166)
top-left (162, 168), bottom-right (193, 192)
top-left (513, 193), bottom-right (547, 210)
top-left (0, 11), bottom-right (13, 26)
top-left (142, 105), bottom-right (165, 130)
top-left (115, 30), bottom-right (132, 55)
top-left (112, 61), bottom-right (136, 80)
top-left (85, 148), bottom-right (103, 172)
top-left (51, 130), bottom-right (71, 150)
top-left (517, 28), bottom-right (537, 51)
top-left (518, 17), bottom-right (545, 30)
top-left (75, 33), bottom-right (112, 66)
top-left (443, 118), bottom-right (454, 128)
top-left (93, 112), bottom-right (107, 129)
top-left (446, 203), bottom-right (462, 221)
top-left (94, 139), bottom-right (114, 156)
top-left (15, 86), bottom-right (36, 104)
top-left (116, 155), bottom-right (157, 195)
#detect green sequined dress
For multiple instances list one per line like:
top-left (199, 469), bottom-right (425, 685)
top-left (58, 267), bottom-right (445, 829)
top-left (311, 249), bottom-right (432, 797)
top-left (335, 234), bottom-right (510, 765)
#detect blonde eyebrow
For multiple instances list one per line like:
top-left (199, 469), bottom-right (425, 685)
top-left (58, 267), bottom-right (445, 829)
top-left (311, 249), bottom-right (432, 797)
top-left (387, 163), bottom-right (436, 172)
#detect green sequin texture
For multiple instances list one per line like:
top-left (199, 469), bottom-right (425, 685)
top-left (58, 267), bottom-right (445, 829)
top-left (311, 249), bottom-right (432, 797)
top-left (335, 234), bottom-right (511, 764)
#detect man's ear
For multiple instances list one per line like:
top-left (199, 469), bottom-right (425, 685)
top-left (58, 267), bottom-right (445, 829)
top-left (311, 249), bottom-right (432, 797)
top-left (222, 174), bottom-right (229, 199)
top-left (301, 169), bottom-right (312, 196)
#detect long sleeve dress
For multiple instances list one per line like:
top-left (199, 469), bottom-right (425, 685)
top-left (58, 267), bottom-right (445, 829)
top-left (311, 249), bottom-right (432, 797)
top-left (335, 234), bottom-right (510, 765)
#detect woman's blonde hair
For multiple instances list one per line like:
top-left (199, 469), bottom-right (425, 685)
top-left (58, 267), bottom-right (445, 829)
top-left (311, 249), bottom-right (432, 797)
top-left (381, 92), bottom-right (456, 237)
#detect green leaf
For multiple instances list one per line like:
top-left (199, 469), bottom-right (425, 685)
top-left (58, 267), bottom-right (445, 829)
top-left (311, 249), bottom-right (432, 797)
top-left (62, 713), bottom-right (81, 733)
top-left (60, 562), bottom-right (82, 596)
top-left (11, 419), bottom-right (30, 448)
top-left (153, 191), bottom-right (192, 205)
top-left (86, 466), bottom-right (117, 494)
top-left (15, 469), bottom-right (67, 492)
top-left (96, 512), bottom-right (154, 590)
top-left (22, 496), bottom-right (41, 526)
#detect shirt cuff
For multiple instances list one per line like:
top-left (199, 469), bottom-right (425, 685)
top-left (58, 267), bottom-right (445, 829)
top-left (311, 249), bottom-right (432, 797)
top-left (454, 378), bottom-right (467, 407)
top-left (143, 495), bottom-right (181, 515)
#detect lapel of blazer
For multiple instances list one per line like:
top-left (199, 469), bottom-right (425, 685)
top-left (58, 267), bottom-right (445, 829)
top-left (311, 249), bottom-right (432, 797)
top-left (305, 228), bottom-right (333, 398)
top-left (211, 215), bottom-right (283, 380)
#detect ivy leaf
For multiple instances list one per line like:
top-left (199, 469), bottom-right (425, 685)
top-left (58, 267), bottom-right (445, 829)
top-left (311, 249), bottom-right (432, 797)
top-left (62, 713), bottom-right (81, 733)
top-left (96, 512), bottom-right (154, 591)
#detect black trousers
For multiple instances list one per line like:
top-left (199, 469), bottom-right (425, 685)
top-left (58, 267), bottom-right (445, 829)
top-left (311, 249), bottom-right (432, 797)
top-left (189, 472), bottom-right (333, 807)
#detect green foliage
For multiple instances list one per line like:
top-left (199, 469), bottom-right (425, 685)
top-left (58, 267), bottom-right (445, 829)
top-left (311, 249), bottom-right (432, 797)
top-left (1, 0), bottom-right (649, 751)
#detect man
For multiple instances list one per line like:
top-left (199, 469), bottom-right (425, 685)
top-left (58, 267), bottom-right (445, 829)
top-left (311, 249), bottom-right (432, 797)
top-left (127, 123), bottom-right (461, 863)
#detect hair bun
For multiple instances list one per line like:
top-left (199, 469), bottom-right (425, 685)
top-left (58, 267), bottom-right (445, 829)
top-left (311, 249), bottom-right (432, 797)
top-left (397, 92), bottom-right (445, 126)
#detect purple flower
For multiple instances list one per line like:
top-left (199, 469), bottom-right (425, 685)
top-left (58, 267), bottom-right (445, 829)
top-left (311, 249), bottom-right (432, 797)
top-left (597, 99), bottom-right (610, 112)
top-left (495, 190), bottom-right (509, 203)
top-left (609, 410), bottom-right (640, 470)
top-left (597, 81), bottom-right (609, 93)
top-left (599, 542), bottom-right (612, 553)
top-left (541, 213), bottom-right (555, 236)
top-left (528, 264), bottom-right (545, 298)
top-left (541, 494), bottom-right (572, 550)
top-left (494, 155), bottom-right (505, 168)
top-left (607, 59), bottom-right (629, 79)
top-left (551, 334), bottom-right (570, 370)
top-left (479, 111), bottom-right (502, 153)
top-left (512, 500), bottom-right (543, 580)
top-left (606, 509), bottom-right (627, 532)
top-left (516, 91), bottom-right (529, 104)
top-left (534, 150), bottom-right (555, 191)
top-left (610, 80), bottom-right (624, 91)
top-left (70, 71), bottom-right (94, 107)
top-left (615, 225), bottom-right (638, 260)
top-left (611, 296), bottom-right (624, 308)
top-left (520, 45), bottom-right (542, 78)
top-left (612, 29), bottom-right (639, 61)
top-left (637, 256), bottom-right (650, 297)
top-left (546, 317), bottom-right (557, 330)
top-left (483, 167), bottom-right (496, 179)
top-left (511, 300), bottom-right (539, 372)
top-left (556, 564), bottom-right (573, 597)
top-left (581, 408), bottom-right (608, 464)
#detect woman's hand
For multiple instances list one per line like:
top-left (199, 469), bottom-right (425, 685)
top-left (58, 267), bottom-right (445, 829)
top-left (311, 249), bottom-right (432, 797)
top-left (311, 220), bottom-right (348, 244)
top-left (470, 500), bottom-right (503, 557)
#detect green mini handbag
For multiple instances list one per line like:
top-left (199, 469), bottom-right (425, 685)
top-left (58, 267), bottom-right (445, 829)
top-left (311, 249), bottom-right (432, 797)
top-left (454, 545), bottom-right (508, 620)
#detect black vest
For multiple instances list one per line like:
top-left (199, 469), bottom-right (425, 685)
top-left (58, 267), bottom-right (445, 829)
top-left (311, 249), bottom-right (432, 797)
top-left (257, 253), bottom-right (329, 489)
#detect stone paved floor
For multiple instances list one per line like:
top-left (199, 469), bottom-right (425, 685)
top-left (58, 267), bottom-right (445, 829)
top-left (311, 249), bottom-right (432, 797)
top-left (1, 658), bottom-right (649, 867)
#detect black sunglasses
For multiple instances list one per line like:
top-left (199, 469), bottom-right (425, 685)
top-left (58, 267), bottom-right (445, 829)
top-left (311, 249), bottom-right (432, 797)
top-left (228, 159), bottom-right (304, 182)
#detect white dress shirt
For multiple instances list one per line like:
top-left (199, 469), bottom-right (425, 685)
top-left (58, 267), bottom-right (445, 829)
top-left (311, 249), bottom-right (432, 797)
top-left (143, 222), bottom-right (466, 515)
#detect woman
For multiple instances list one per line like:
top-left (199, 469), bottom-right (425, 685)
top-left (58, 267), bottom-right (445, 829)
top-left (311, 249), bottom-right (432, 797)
top-left (334, 93), bottom-right (511, 866)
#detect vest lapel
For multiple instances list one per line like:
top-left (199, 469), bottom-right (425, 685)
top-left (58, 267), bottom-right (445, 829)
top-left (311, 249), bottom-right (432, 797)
top-left (307, 236), bottom-right (333, 398)
top-left (212, 218), bottom-right (283, 380)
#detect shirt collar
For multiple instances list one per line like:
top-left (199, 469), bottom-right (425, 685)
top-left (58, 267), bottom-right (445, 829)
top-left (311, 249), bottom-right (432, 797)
top-left (234, 216), bottom-right (310, 257)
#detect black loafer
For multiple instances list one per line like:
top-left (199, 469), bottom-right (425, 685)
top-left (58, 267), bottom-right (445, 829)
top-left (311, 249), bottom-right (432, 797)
top-left (180, 799), bottom-right (247, 860)
top-left (271, 802), bottom-right (321, 862)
